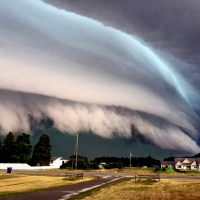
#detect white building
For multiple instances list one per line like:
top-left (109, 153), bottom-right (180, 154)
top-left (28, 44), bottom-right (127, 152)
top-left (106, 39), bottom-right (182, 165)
top-left (49, 157), bottom-right (68, 168)
top-left (174, 158), bottom-right (200, 170)
top-left (0, 157), bottom-right (68, 170)
top-left (161, 158), bottom-right (200, 171)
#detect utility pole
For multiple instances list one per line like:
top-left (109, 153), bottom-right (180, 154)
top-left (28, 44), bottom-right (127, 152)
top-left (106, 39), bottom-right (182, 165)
top-left (72, 147), bottom-right (75, 170)
top-left (130, 151), bottom-right (132, 168)
top-left (75, 133), bottom-right (79, 170)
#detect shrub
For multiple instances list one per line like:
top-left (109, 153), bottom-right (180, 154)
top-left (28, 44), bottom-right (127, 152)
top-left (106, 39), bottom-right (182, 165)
top-left (162, 167), bottom-right (167, 171)
top-left (154, 167), bottom-right (161, 172)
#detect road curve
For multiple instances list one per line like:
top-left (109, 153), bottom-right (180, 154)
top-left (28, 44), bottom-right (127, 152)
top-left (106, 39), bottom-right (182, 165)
top-left (0, 175), bottom-right (121, 200)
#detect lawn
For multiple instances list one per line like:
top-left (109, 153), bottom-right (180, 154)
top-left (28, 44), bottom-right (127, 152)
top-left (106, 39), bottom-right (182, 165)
top-left (42, 167), bottom-right (200, 176)
top-left (157, 168), bottom-right (200, 176)
top-left (71, 177), bottom-right (200, 200)
top-left (156, 168), bottom-right (179, 175)
top-left (119, 167), bottom-right (156, 174)
top-left (0, 173), bottom-right (95, 197)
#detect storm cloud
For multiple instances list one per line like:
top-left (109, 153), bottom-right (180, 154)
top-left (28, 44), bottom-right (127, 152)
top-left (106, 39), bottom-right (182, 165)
top-left (0, 0), bottom-right (200, 154)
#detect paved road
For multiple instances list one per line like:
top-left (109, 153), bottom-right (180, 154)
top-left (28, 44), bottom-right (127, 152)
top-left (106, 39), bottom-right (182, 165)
top-left (0, 175), bottom-right (121, 200)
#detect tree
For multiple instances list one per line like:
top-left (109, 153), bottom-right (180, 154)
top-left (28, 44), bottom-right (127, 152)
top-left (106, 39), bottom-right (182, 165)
top-left (3, 132), bottom-right (15, 163)
top-left (31, 133), bottom-right (52, 166)
top-left (193, 153), bottom-right (200, 158)
top-left (76, 155), bottom-right (89, 169)
top-left (12, 133), bottom-right (32, 163)
top-left (62, 155), bottom-right (90, 169)
top-left (90, 161), bottom-right (99, 169)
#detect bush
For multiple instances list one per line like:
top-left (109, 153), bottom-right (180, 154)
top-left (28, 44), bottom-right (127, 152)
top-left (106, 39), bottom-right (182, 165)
top-left (154, 167), bottom-right (161, 172)
top-left (90, 162), bottom-right (99, 169)
top-left (60, 162), bottom-right (71, 169)
top-left (162, 167), bottom-right (167, 171)
top-left (104, 164), bottom-right (111, 169)
top-left (117, 162), bottom-right (124, 169)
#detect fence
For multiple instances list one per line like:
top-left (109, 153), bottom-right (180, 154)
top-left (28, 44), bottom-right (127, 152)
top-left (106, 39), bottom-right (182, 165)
top-left (135, 174), bottom-right (160, 182)
top-left (65, 172), bottom-right (83, 180)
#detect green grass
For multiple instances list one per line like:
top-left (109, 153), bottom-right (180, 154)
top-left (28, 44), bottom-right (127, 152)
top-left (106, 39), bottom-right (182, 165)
top-left (156, 168), bottom-right (178, 174)
top-left (119, 167), bottom-right (156, 174)
top-left (154, 168), bottom-right (200, 177)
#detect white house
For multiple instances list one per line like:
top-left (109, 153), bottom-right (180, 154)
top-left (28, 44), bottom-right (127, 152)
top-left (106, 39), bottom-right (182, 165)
top-left (49, 157), bottom-right (68, 168)
top-left (161, 158), bottom-right (200, 171)
top-left (174, 158), bottom-right (200, 170)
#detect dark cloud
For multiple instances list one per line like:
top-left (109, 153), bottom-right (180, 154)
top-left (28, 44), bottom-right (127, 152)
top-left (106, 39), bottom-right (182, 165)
top-left (44, 1), bottom-right (200, 56)
top-left (1, 0), bottom-right (200, 158)
top-left (44, 0), bottom-right (200, 89)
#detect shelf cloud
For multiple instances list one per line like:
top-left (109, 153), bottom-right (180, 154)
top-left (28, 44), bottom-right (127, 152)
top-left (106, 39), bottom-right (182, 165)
top-left (0, 0), bottom-right (200, 154)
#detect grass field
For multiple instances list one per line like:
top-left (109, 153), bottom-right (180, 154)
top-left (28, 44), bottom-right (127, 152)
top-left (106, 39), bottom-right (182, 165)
top-left (118, 167), bottom-right (156, 174)
top-left (0, 173), bottom-right (95, 197)
top-left (40, 167), bottom-right (200, 176)
top-left (46, 167), bottom-right (157, 174)
top-left (71, 177), bottom-right (200, 200)
top-left (118, 167), bottom-right (200, 176)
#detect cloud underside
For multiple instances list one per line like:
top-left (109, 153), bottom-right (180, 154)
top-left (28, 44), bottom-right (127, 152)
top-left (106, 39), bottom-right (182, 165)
top-left (0, 0), bottom-right (199, 153)
top-left (0, 90), bottom-right (199, 154)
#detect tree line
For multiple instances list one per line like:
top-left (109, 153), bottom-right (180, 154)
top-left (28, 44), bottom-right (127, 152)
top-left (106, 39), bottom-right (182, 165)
top-left (0, 132), bottom-right (52, 166)
top-left (60, 155), bottom-right (161, 169)
top-left (93, 156), bottom-right (160, 168)
top-left (0, 132), bottom-right (161, 169)
top-left (163, 153), bottom-right (200, 162)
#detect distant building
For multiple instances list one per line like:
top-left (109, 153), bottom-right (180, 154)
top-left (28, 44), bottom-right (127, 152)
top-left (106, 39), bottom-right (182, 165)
top-left (161, 161), bottom-right (175, 168)
top-left (174, 158), bottom-right (200, 171)
top-left (50, 157), bottom-right (68, 168)
top-left (98, 162), bottom-right (106, 169)
top-left (161, 158), bottom-right (200, 171)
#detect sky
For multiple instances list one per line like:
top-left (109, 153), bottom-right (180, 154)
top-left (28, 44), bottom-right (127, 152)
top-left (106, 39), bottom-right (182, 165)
top-left (0, 0), bottom-right (200, 159)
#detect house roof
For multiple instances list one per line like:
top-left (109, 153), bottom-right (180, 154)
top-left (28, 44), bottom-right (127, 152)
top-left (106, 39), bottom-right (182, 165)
top-left (188, 158), bottom-right (197, 163)
top-left (175, 157), bottom-right (196, 164)
top-left (174, 158), bottom-right (185, 163)
top-left (182, 158), bottom-right (191, 163)
top-left (51, 157), bottom-right (63, 161)
top-left (51, 157), bottom-right (59, 160)
top-left (184, 158), bottom-right (196, 163)
top-left (191, 161), bottom-right (196, 165)
top-left (60, 158), bottom-right (68, 161)
top-left (161, 161), bottom-right (175, 166)
top-left (175, 161), bottom-right (182, 165)
top-left (196, 158), bottom-right (200, 164)
top-left (51, 157), bottom-right (68, 161)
